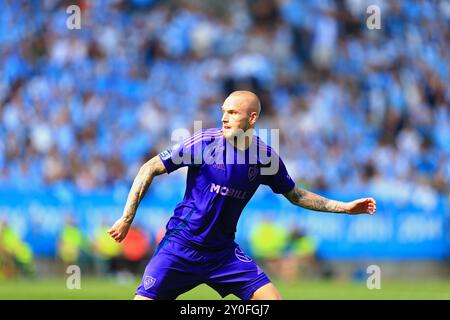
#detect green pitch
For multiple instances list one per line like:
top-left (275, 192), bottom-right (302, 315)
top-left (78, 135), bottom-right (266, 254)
top-left (1, 277), bottom-right (449, 300)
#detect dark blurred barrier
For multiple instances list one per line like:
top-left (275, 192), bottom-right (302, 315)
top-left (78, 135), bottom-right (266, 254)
top-left (0, 187), bottom-right (448, 260)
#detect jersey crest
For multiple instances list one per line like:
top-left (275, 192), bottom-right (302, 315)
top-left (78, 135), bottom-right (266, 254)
top-left (248, 165), bottom-right (259, 182)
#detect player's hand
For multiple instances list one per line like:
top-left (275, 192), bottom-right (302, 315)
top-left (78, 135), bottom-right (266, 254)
top-left (345, 197), bottom-right (377, 215)
top-left (107, 217), bottom-right (131, 243)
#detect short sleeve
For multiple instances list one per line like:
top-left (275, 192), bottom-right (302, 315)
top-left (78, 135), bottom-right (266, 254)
top-left (261, 153), bottom-right (295, 194)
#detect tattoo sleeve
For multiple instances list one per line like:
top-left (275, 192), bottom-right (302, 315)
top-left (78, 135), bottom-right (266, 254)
top-left (122, 155), bottom-right (167, 224)
top-left (283, 186), bottom-right (348, 214)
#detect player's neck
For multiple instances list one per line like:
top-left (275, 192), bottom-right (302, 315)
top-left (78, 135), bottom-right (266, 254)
top-left (230, 129), bottom-right (254, 151)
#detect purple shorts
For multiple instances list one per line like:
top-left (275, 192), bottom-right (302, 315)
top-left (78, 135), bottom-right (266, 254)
top-left (135, 238), bottom-right (271, 300)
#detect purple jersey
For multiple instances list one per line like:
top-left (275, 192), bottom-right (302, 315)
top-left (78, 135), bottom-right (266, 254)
top-left (158, 128), bottom-right (295, 249)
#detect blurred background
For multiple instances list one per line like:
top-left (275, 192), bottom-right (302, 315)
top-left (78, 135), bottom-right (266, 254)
top-left (0, 0), bottom-right (449, 299)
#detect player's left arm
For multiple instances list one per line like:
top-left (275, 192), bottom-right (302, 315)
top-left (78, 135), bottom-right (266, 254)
top-left (283, 186), bottom-right (376, 215)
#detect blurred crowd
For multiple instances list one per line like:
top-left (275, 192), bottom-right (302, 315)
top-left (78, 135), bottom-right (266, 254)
top-left (1, 0), bottom-right (449, 205)
top-left (0, 215), bottom-right (160, 279)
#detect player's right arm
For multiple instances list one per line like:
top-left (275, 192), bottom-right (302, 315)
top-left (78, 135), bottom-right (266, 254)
top-left (108, 155), bottom-right (166, 242)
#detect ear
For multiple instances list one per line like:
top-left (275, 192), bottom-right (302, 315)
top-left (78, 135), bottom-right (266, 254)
top-left (249, 112), bottom-right (258, 126)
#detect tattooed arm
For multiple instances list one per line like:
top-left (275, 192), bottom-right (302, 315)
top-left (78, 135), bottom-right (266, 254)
top-left (283, 186), bottom-right (376, 215)
top-left (108, 155), bottom-right (166, 242)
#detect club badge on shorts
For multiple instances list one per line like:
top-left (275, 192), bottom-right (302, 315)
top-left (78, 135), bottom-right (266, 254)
top-left (144, 276), bottom-right (156, 290)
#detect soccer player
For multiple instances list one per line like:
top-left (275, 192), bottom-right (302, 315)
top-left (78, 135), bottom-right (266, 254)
top-left (108, 90), bottom-right (377, 300)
